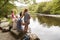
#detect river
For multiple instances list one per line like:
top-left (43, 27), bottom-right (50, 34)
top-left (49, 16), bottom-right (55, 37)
top-left (29, 15), bottom-right (60, 40)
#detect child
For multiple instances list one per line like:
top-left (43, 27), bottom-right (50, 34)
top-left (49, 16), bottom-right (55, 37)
top-left (17, 12), bottom-right (24, 32)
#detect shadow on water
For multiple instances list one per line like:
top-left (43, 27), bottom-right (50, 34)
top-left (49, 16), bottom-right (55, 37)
top-left (37, 15), bottom-right (60, 27)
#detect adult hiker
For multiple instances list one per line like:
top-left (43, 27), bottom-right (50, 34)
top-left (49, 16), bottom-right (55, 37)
top-left (23, 8), bottom-right (31, 33)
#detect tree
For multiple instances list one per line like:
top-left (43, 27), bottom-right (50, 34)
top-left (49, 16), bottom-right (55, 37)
top-left (42, 2), bottom-right (52, 14)
top-left (35, 0), bottom-right (60, 14)
top-left (0, 0), bottom-right (17, 18)
top-left (36, 2), bottom-right (47, 13)
top-left (50, 0), bottom-right (60, 14)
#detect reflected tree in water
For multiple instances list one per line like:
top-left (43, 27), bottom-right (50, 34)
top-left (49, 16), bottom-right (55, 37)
top-left (37, 15), bottom-right (60, 27)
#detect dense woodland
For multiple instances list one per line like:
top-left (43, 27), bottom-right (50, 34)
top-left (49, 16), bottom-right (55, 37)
top-left (0, 0), bottom-right (17, 18)
top-left (0, 0), bottom-right (60, 18)
top-left (29, 0), bottom-right (60, 14)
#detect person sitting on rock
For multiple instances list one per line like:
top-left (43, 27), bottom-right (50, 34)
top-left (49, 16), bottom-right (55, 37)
top-left (17, 12), bottom-right (24, 32)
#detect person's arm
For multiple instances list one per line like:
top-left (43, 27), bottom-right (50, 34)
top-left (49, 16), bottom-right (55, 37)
top-left (21, 21), bottom-right (25, 25)
top-left (21, 23), bottom-right (25, 25)
top-left (28, 14), bottom-right (31, 19)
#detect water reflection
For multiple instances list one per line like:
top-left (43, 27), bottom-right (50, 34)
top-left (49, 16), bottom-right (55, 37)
top-left (37, 15), bottom-right (60, 27)
top-left (29, 16), bottom-right (60, 40)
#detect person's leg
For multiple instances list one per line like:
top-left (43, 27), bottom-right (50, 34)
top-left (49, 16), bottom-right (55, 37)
top-left (25, 25), bottom-right (28, 32)
top-left (24, 23), bottom-right (28, 33)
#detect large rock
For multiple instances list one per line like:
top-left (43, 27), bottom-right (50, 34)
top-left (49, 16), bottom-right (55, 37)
top-left (27, 33), bottom-right (40, 40)
top-left (11, 29), bottom-right (40, 40)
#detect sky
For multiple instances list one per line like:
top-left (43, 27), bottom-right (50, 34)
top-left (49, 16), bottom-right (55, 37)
top-left (36, 0), bottom-right (51, 3)
top-left (14, 0), bottom-right (51, 6)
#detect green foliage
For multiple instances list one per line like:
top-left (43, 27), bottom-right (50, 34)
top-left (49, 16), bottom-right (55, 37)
top-left (36, 2), bottom-right (47, 13)
top-left (29, 0), bottom-right (60, 14)
top-left (50, 0), bottom-right (60, 14)
top-left (0, 0), bottom-right (17, 18)
top-left (28, 4), bottom-right (38, 14)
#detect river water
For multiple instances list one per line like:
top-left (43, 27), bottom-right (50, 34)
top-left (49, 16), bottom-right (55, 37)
top-left (29, 15), bottom-right (60, 40)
